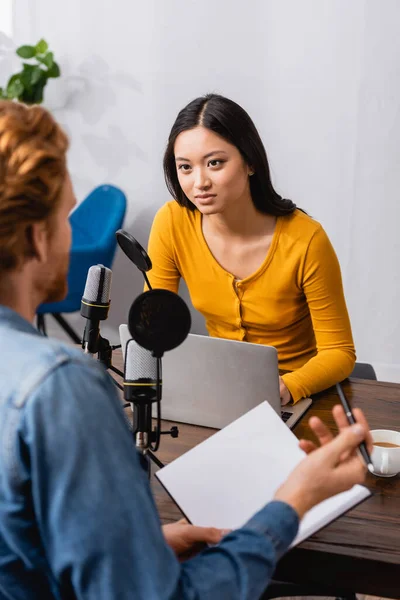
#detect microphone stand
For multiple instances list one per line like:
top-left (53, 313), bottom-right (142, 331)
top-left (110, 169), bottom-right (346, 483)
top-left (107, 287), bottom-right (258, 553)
top-left (138, 272), bottom-right (181, 475)
top-left (115, 230), bottom-right (183, 475)
top-left (142, 270), bottom-right (152, 292)
top-left (82, 331), bottom-right (124, 391)
top-left (130, 352), bottom-right (179, 478)
top-left (97, 335), bottom-right (123, 375)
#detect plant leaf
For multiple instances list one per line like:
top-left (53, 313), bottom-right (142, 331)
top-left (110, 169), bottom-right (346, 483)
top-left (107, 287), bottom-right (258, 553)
top-left (20, 63), bottom-right (35, 87)
top-left (35, 39), bottom-right (48, 55)
top-left (32, 80), bottom-right (46, 104)
top-left (42, 52), bottom-right (54, 69)
top-left (47, 62), bottom-right (60, 78)
top-left (22, 62), bottom-right (35, 72)
top-left (6, 73), bottom-right (20, 86)
top-left (20, 88), bottom-right (35, 104)
top-left (37, 52), bottom-right (54, 68)
top-left (16, 45), bottom-right (36, 59)
top-left (20, 64), bottom-right (45, 90)
top-left (31, 66), bottom-right (45, 85)
top-left (7, 77), bottom-right (24, 99)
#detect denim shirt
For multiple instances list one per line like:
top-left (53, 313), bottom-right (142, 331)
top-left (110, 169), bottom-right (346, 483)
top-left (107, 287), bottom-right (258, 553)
top-left (0, 306), bottom-right (299, 599)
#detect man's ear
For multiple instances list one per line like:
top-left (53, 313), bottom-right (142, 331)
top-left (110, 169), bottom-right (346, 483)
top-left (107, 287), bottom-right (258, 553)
top-left (28, 221), bottom-right (49, 264)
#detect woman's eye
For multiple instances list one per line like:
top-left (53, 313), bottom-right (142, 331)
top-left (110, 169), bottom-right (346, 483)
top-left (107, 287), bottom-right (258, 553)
top-left (178, 164), bottom-right (191, 172)
top-left (208, 159), bottom-right (224, 167)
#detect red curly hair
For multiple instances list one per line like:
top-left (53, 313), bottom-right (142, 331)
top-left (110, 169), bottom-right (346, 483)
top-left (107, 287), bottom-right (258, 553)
top-left (0, 100), bottom-right (69, 272)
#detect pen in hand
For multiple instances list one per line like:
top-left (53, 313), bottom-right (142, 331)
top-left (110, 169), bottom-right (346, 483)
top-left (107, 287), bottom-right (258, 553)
top-left (335, 382), bottom-right (374, 474)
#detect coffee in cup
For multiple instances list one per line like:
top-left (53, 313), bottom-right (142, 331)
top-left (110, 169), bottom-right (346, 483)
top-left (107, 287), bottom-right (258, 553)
top-left (373, 442), bottom-right (400, 448)
top-left (371, 429), bottom-right (400, 477)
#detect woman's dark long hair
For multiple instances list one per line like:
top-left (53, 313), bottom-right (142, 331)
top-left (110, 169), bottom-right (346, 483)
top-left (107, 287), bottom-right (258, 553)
top-left (163, 94), bottom-right (296, 216)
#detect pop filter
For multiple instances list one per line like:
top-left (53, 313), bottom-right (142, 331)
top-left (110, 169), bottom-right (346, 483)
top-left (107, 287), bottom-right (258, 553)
top-left (116, 229), bottom-right (152, 273)
top-left (128, 289), bottom-right (191, 358)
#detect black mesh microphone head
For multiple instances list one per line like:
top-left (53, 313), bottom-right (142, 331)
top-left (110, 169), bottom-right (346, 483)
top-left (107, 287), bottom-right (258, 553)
top-left (116, 229), bottom-right (152, 272)
top-left (128, 289), bottom-right (191, 357)
top-left (81, 264), bottom-right (112, 320)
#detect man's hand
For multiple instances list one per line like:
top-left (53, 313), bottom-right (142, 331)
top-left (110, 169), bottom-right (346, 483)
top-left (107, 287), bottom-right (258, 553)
top-left (299, 404), bottom-right (373, 456)
top-left (162, 519), bottom-right (230, 561)
top-left (279, 377), bottom-right (291, 406)
top-left (274, 406), bottom-right (372, 519)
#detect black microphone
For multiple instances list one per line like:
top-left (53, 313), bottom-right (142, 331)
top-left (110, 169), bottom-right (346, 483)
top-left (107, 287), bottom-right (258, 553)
top-left (81, 264), bottom-right (112, 355)
top-left (125, 288), bottom-right (191, 457)
top-left (116, 229), bottom-right (152, 289)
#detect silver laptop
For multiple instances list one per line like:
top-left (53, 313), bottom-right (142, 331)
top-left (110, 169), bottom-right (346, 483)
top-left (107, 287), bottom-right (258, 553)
top-left (119, 325), bottom-right (312, 430)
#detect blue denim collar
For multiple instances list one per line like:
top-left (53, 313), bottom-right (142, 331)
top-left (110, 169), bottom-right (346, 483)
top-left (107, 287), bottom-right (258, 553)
top-left (0, 305), bottom-right (40, 337)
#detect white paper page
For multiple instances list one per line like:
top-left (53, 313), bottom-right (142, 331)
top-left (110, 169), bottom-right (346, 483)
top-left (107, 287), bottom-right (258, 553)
top-left (157, 402), bottom-right (371, 544)
top-left (292, 484), bottom-right (370, 546)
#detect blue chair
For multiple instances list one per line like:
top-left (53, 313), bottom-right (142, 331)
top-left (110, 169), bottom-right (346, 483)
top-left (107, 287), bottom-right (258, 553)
top-left (37, 184), bottom-right (127, 342)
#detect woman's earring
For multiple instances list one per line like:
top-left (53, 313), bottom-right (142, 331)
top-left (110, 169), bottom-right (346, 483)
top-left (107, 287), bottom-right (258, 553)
top-left (249, 170), bottom-right (254, 176)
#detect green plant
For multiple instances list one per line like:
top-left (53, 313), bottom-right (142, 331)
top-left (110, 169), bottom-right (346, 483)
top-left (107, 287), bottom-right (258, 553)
top-left (0, 38), bottom-right (60, 105)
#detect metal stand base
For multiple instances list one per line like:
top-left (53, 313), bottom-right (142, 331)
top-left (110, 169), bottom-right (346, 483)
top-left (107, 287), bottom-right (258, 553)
top-left (138, 450), bottom-right (165, 479)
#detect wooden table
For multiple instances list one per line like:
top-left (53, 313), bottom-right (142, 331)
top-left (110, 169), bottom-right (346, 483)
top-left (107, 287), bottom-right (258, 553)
top-left (112, 351), bottom-right (400, 598)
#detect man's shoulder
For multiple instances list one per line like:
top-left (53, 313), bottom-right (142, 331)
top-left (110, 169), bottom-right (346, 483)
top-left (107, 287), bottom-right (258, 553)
top-left (0, 328), bottom-right (100, 410)
top-left (5, 327), bottom-right (89, 369)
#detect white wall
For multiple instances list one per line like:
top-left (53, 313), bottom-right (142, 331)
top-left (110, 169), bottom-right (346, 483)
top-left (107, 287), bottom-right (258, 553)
top-left (346, 1), bottom-right (400, 380)
top-left (0, 0), bottom-right (12, 38)
top-left (5, 0), bottom-right (400, 381)
top-left (0, 0), bottom-right (15, 85)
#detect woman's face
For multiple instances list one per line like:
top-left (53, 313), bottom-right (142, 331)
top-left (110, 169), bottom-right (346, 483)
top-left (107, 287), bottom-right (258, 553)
top-left (174, 126), bottom-right (253, 215)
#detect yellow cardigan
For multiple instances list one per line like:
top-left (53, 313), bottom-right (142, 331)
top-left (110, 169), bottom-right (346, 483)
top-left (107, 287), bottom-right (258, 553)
top-left (147, 201), bottom-right (356, 403)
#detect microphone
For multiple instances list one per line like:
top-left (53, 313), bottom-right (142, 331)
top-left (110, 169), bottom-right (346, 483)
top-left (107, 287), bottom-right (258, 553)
top-left (125, 288), bottom-right (191, 459)
top-left (124, 339), bottom-right (159, 451)
top-left (81, 264), bottom-right (112, 355)
top-left (116, 229), bottom-right (153, 289)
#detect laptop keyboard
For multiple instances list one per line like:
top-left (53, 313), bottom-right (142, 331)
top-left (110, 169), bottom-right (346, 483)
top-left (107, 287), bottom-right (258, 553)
top-left (281, 411), bottom-right (292, 423)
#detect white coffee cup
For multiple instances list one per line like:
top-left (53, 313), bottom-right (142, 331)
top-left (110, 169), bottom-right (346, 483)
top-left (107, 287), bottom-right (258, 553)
top-left (371, 429), bottom-right (400, 477)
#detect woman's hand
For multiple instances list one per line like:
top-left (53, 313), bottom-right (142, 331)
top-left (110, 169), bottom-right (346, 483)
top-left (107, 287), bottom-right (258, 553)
top-left (274, 406), bottom-right (372, 519)
top-left (162, 518), bottom-right (230, 561)
top-left (279, 377), bottom-right (291, 406)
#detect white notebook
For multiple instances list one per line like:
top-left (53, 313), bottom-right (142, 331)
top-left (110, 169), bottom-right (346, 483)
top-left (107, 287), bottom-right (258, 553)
top-left (156, 401), bottom-right (371, 547)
